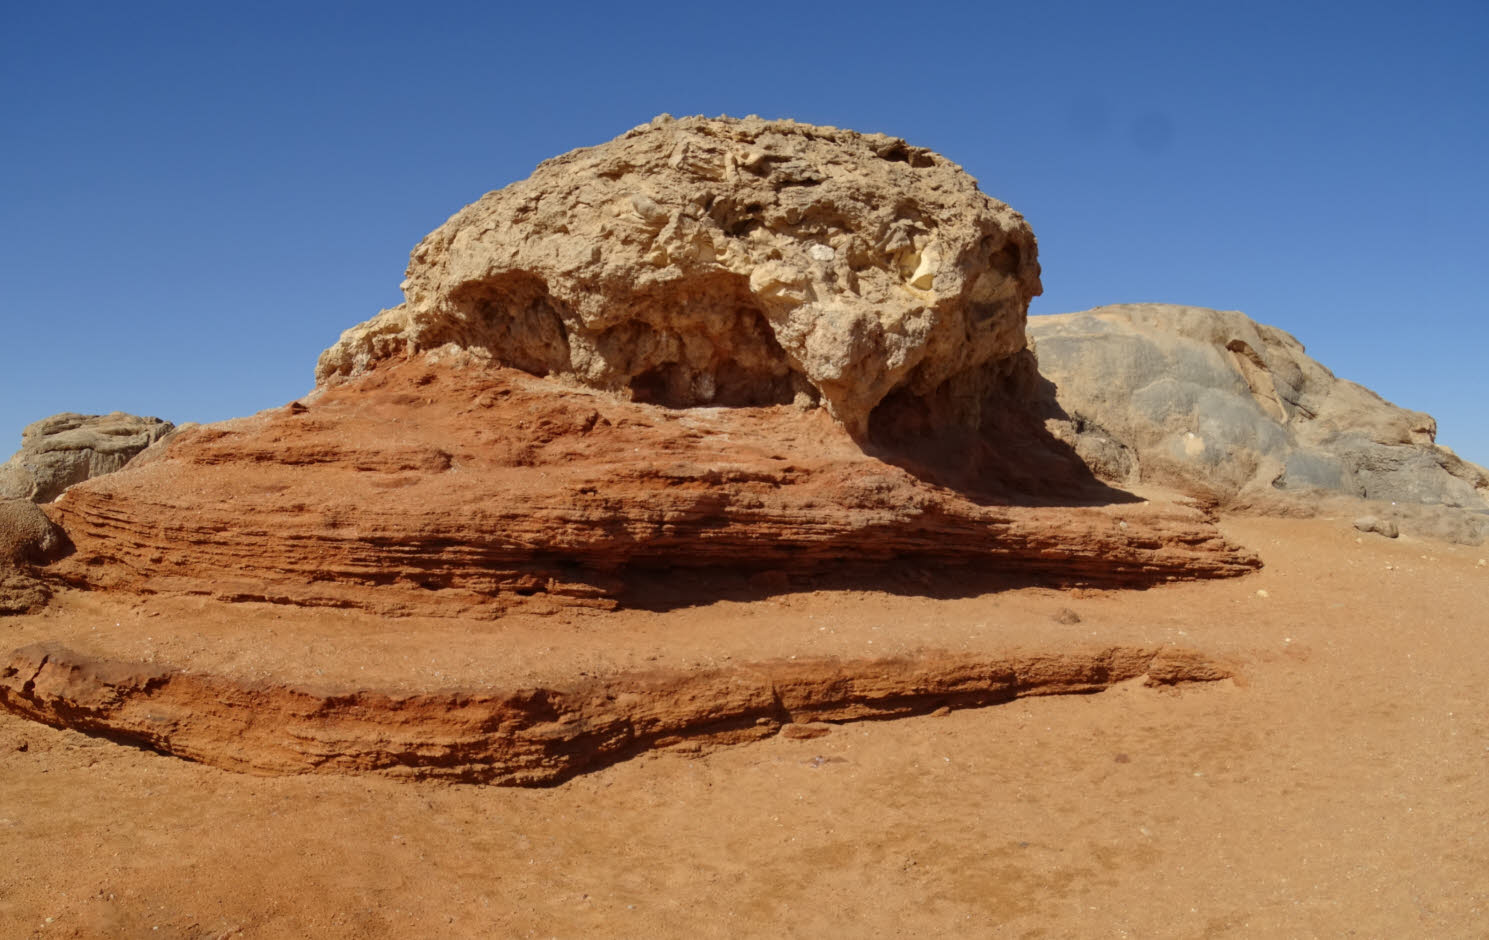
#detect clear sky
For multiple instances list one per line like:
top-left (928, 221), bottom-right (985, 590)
top-left (3, 1), bottom-right (1486, 465)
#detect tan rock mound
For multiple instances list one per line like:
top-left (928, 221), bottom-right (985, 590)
top-left (316, 114), bottom-right (1042, 438)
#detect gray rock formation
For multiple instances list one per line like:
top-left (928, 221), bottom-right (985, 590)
top-left (317, 114), bottom-right (1042, 438)
top-left (1029, 304), bottom-right (1489, 538)
top-left (0, 412), bottom-right (175, 503)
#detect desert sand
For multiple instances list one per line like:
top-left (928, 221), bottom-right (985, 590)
top-left (3, 512), bottom-right (1486, 937)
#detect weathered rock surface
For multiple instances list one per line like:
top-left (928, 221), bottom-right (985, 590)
top-left (0, 412), bottom-right (174, 503)
top-left (0, 642), bottom-right (1230, 785)
top-left (1, 498), bottom-right (66, 566)
top-left (44, 355), bottom-right (1258, 618)
top-left (317, 114), bottom-right (1042, 437)
top-left (0, 499), bottom-right (65, 615)
top-left (1030, 304), bottom-right (1489, 540)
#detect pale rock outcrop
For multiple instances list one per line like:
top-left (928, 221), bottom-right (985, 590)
top-left (0, 412), bottom-right (175, 503)
top-left (1030, 304), bottom-right (1489, 538)
top-left (316, 114), bottom-right (1042, 437)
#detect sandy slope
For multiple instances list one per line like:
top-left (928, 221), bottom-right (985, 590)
top-left (2, 514), bottom-right (1486, 937)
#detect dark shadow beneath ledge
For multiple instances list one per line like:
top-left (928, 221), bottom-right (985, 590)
top-left (863, 351), bottom-right (1141, 509)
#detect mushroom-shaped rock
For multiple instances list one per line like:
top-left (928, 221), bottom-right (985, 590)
top-left (316, 114), bottom-right (1042, 437)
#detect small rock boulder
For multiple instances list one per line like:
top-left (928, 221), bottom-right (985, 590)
top-left (0, 412), bottom-right (175, 503)
top-left (1353, 516), bottom-right (1400, 539)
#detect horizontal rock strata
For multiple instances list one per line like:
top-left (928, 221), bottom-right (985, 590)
top-left (43, 358), bottom-right (1259, 618)
top-left (0, 641), bottom-right (1231, 785)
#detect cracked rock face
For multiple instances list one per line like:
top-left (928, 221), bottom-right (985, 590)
top-left (316, 114), bottom-right (1042, 436)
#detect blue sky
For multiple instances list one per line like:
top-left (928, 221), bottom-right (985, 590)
top-left (3, 1), bottom-right (1486, 465)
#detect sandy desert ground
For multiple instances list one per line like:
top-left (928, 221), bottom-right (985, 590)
top-left (2, 511), bottom-right (1486, 938)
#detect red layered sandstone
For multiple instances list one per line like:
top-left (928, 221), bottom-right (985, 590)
top-left (46, 356), bottom-right (1256, 618)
